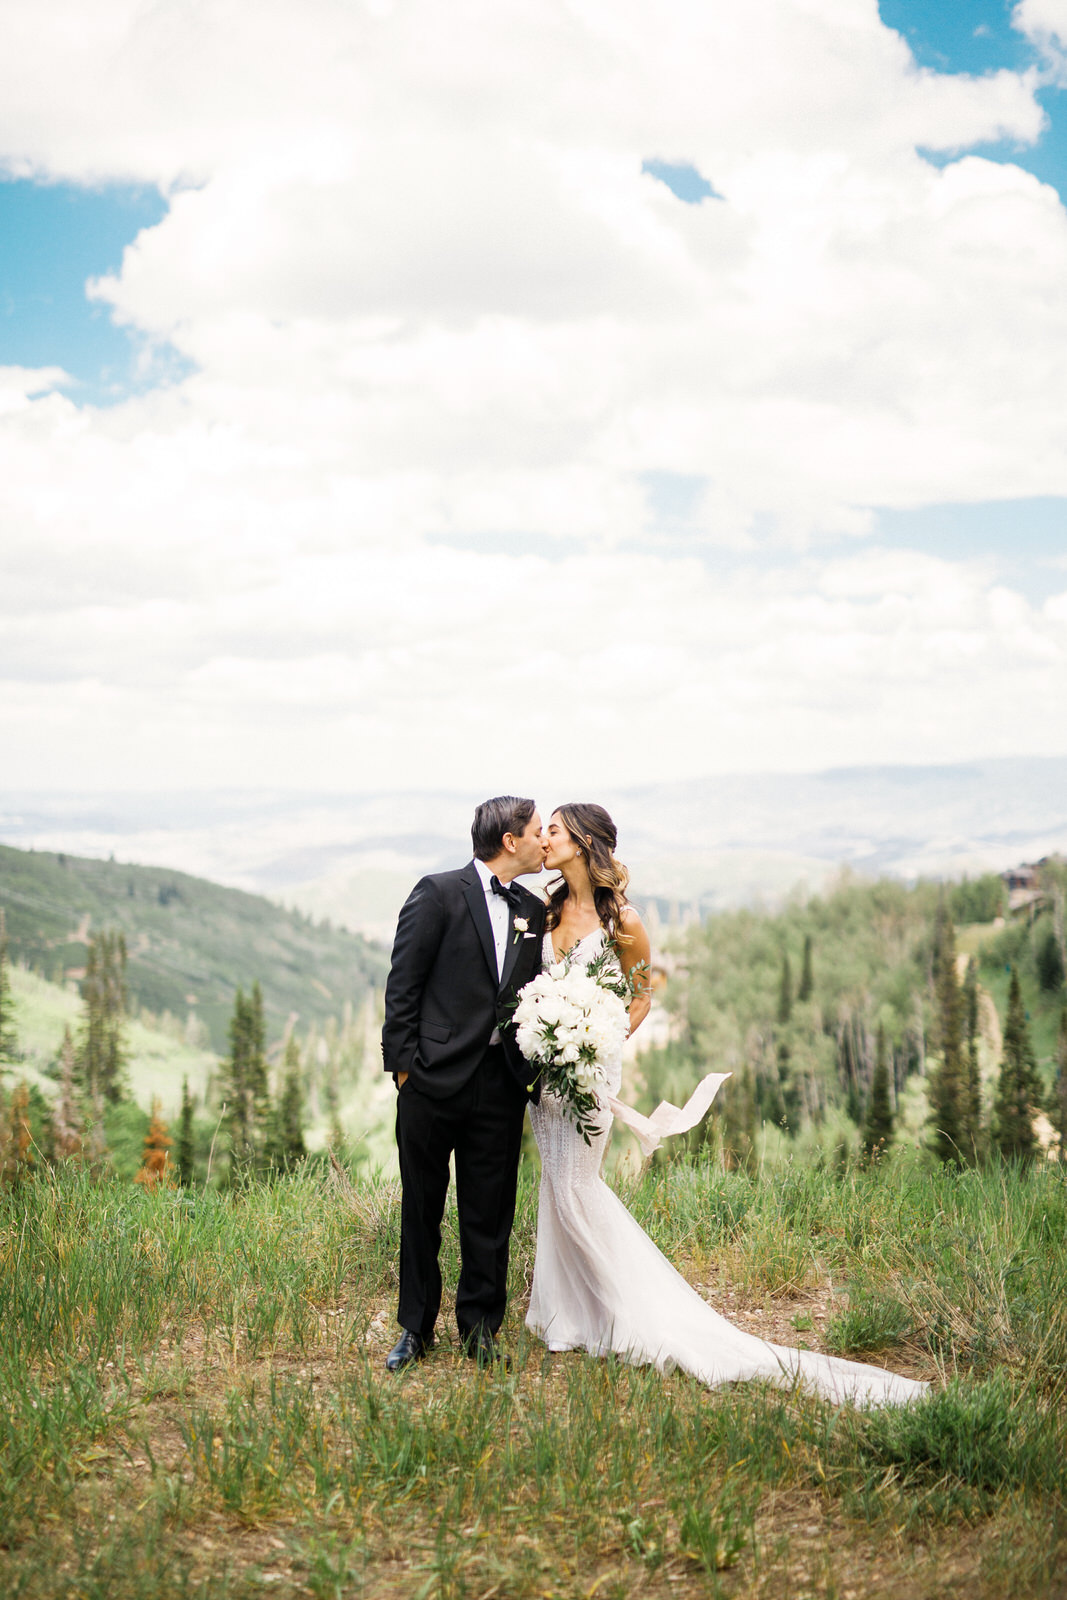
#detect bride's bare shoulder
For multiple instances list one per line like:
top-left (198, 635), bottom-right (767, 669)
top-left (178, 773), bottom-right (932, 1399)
top-left (618, 905), bottom-right (651, 970)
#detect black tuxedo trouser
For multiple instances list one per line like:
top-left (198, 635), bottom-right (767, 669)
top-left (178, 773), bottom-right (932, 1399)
top-left (395, 1045), bottom-right (526, 1343)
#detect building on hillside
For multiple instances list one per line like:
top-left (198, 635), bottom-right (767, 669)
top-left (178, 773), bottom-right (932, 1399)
top-left (1000, 862), bottom-right (1044, 917)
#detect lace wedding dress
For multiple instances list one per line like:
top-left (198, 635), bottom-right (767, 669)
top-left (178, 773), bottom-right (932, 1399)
top-left (526, 928), bottom-right (927, 1408)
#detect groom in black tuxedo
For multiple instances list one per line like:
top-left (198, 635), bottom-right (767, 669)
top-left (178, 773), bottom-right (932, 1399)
top-left (381, 795), bottom-right (547, 1369)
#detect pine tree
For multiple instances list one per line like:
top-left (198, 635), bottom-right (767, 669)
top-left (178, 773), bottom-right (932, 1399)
top-left (177, 1077), bottom-right (195, 1186)
top-left (226, 988), bottom-right (253, 1176)
top-left (225, 983), bottom-right (273, 1178)
top-left (928, 901), bottom-right (969, 1164)
top-left (78, 936), bottom-right (104, 1097)
top-left (836, 1010), bottom-right (865, 1125)
top-left (1051, 1009), bottom-right (1067, 1154)
top-left (77, 931), bottom-right (128, 1104)
top-left (13, 1082), bottom-right (33, 1178)
top-left (271, 1035), bottom-right (307, 1171)
top-left (134, 1099), bottom-right (174, 1188)
top-left (323, 1070), bottom-right (345, 1155)
top-left (776, 1040), bottom-right (800, 1135)
top-left (776, 952), bottom-right (793, 1025)
top-left (2, 1080), bottom-right (35, 1184)
top-left (247, 982), bottom-right (272, 1170)
top-left (50, 1026), bottom-right (84, 1162)
top-left (102, 932), bottom-right (128, 1102)
top-left (862, 1022), bottom-right (894, 1160)
top-left (962, 957), bottom-right (982, 1160)
top-left (992, 968), bottom-right (1041, 1164)
top-left (797, 934), bottom-right (814, 1003)
top-left (1037, 929), bottom-right (1065, 992)
top-left (757, 1046), bottom-right (786, 1128)
top-left (0, 908), bottom-right (18, 1063)
top-left (721, 1064), bottom-right (758, 1170)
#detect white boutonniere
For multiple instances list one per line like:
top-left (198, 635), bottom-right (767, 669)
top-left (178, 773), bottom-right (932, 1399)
top-left (512, 915), bottom-right (529, 945)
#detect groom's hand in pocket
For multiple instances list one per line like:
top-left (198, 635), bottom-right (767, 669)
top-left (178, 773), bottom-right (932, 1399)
top-left (396, 1071), bottom-right (409, 1088)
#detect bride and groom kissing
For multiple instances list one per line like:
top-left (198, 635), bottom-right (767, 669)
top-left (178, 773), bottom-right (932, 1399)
top-left (381, 795), bottom-right (640, 1371)
top-left (381, 794), bottom-right (927, 1407)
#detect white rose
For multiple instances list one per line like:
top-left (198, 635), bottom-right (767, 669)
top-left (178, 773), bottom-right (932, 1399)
top-left (516, 1024), bottom-right (540, 1059)
top-left (565, 975), bottom-right (598, 1008)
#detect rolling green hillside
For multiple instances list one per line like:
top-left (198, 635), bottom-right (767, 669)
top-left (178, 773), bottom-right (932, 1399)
top-left (0, 842), bottom-right (389, 1052)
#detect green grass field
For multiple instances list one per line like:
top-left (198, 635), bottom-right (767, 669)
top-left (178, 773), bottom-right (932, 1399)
top-left (1, 1154), bottom-right (1064, 1599)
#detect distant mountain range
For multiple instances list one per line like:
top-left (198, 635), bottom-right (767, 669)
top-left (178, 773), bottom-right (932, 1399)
top-left (3, 757), bottom-right (1066, 944)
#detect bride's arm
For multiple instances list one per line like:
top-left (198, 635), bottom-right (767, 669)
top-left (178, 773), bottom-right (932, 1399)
top-left (619, 907), bottom-right (652, 1036)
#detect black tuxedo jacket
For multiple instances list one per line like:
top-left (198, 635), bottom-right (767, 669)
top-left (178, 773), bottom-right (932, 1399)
top-left (381, 863), bottom-right (547, 1100)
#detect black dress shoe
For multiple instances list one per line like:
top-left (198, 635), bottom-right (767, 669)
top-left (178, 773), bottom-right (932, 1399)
top-left (385, 1329), bottom-right (431, 1372)
top-left (464, 1327), bottom-right (510, 1371)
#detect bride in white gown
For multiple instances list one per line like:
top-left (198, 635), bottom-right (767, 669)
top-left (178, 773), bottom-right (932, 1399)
top-left (526, 803), bottom-right (927, 1409)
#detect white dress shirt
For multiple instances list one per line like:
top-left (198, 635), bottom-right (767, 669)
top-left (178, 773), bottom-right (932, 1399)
top-left (473, 855), bottom-right (511, 982)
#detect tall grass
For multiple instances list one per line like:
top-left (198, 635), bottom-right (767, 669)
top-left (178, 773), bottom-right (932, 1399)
top-left (0, 1154), bottom-right (1064, 1597)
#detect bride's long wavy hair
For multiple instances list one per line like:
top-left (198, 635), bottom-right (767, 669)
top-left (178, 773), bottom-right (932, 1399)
top-left (545, 803), bottom-right (633, 947)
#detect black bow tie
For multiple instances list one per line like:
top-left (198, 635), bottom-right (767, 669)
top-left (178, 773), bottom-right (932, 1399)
top-left (490, 875), bottom-right (524, 910)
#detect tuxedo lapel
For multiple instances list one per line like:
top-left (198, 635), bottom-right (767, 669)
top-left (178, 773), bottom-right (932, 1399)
top-left (462, 869), bottom-right (499, 985)
top-left (498, 912), bottom-right (522, 994)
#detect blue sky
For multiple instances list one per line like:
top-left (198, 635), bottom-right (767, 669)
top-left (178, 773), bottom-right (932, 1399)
top-left (0, 181), bottom-right (173, 402)
top-left (1, 0), bottom-right (1067, 796)
top-left (882, 0), bottom-right (1067, 192)
top-left (881, 0), bottom-right (1033, 70)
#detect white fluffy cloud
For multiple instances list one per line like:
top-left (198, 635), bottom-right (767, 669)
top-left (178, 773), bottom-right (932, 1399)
top-left (2, 0), bottom-right (1067, 792)
top-left (1016, 0), bottom-right (1067, 81)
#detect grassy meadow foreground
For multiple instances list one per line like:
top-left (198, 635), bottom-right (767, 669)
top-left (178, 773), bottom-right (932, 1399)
top-left (1, 1157), bottom-right (1065, 1600)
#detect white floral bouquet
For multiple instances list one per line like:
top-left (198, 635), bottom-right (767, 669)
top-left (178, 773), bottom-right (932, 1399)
top-left (513, 942), bottom-right (636, 1144)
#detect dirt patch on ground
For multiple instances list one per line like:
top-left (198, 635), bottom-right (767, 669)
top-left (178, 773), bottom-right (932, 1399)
top-left (55, 1291), bottom-right (1010, 1599)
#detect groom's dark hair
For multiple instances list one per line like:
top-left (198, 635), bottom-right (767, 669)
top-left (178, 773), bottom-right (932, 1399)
top-left (472, 796), bottom-right (536, 861)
